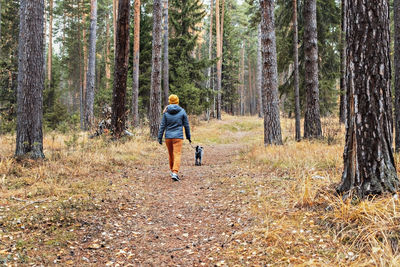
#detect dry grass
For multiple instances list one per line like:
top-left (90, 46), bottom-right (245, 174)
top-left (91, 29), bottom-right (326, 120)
top-left (1, 114), bottom-right (400, 265)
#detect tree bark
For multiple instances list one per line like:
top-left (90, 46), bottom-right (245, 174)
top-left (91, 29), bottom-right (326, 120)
top-left (395, 0), bottom-right (400, 152)
top-left (162, 0), bottom-right (169, 107)
top-left (248, 58), bottom-right (253, 115)
top-left (261, 0), bottom-right (282, 146)
top-left (338, 0), bottom-right (398, 198)
top-left (149, 0), bottom-right (162, 138)
top-left (257, 24), bottom-right (262, 118)
top-left (206, 0), bottom-right (214, 120)
top-left (105, 12), bottom-right (111, 92)
top-left (303, 0), bottom-right (322, 139)
top-left (132, 0), bottom-right (141, 127)
top-left (215, 0), bottom-right (222, 120)
top-left (113, 0), bottom-right (118, 56)
top-left (15, 0), bottom-right (45, 159)
top-left (293, 0), bottom-right (301, 141)
top-left (240, 44), bottom-right (245, 116)
top-left (47, 0), bottom-right (53, 88)
top-left (84, 0), bottom-right (98, 130)
top-left (111, 0), bottom-right (131, 138)
top-left (339, 0), bottom-right (347, 124)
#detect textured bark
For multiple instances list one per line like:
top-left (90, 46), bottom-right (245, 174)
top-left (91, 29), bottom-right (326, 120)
top-left (111, 0), bottom-right (130, 138)
top-left (338, 0), bottom-right (398, 198)
top-left (240, 44), bottom-right (245, 116)
top-left (303, 0), bottom-right (322, 139)
top-left (15, 0), bottom-right (45, 159)
top-left (84, 0), bottom-right (98, 130)
top-left (395, 0), bottom-right (400, 152)
top-left (149, 0), bottom-right (162, 138)
top-left (113, 0), bottom-right (118, 56)
top-left (257, 24), bottom-right (262, 118)
top-left (260, 0), bottom-right (282, 146)
top-left (162, 0), bottom-right (169, 107)
top-left (339, 0), bottom-right (347, 124)
top-left (248, 59), bottom-right (253, 115)
top-left (132, 0), bottom-right (140, 127)
top-left (215, 0), bottom-right (222, 120)
top-left (47, 0), bottom-right (53, 87)
top-left (293, 0), bottom-right (301, 141)
top-left (206, 0), bottom-right (214, 120)
top-left (105, 13), bottom-right (111, 91)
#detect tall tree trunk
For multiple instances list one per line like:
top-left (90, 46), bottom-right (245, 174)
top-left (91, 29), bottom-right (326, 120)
top-left (293, 0), bottom-right (301, 141)
top-left (15, 0), bottom-right (45, 159)
top-left (240, 44), bottom-right (245, 116)
top-left (84, 0), bottom-right (98, 130)
top-left (105, 12), bottom-right (111, 91)
top-left (82, 11), bottom-right (88, 109)
top-left (257, 24), bottom-right (262, 118)
top-left (206, 0), bottom-right (214, 120)
top-left (338, 0), bottom-right (398, 198)
top-left (47, 0), bottom-right (53, 88)
top-left (149, 0), bottom-right (162, 138)
top-left (395, 0), bottom-right (400, 152)
top-left (215, 0), bottom-right (222, 119)
top-left (111, 0), bottom-right (131, 138)
top-left (113, 0), bottom-right (118, 56)
top-left (261, 0), bottom-right (282, 146)
top-left (248, 58), bottom-right (253, 115)
top-left (303, 0), bottom-right (322, 139)
top-left (339, 0), bottom-right (347, 124)
top-left (162, 0), bottom-right (169, 107)
top-left (132, 0), bottom-right (141, 127)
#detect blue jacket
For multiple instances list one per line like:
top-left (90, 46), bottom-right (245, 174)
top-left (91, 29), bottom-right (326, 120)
top-left (158, 105), bottom-right (191, 141)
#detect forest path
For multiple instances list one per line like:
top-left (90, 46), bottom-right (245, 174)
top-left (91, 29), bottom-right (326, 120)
top-left (69, 137), bottom-right (257, 266)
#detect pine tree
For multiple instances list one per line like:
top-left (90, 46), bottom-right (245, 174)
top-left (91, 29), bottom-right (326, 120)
top-left (111, 0), bottom-right (130, 138)
top-left (293, 0), bottom-right (300, 141)
top-left (303, 0), bottom-right (322, 139)
top-left (162, 0), bottom-right (169, 107)
top-left (84, 0), bottom-right (98, 130)
top-left (260, 0), bottom-right (282, 146)
top-left (338, 0), bottom-right (398, 197)
top-left (15, 0), bottom-right (45, 159)
top-left (132, 0), bottom-right (141, 127)
top-left (169, 0), bottom-right (208, 114)
top-left (149, 0), bottom-right (162, 138)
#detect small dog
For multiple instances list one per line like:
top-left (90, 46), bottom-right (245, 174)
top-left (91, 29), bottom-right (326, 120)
top-left (195, 145), bottom-right (204, 166)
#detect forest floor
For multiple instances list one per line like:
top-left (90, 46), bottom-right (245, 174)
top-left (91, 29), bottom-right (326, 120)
top-left (1, 115), bottom-right (400, 266)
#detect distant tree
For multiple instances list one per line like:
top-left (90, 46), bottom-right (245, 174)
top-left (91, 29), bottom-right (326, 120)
top-left (293, 0), bottom-right (300, 141)
top-left (132, 0), bottom-right (141, 127)
top-left (215, 0), bottom-right (224, 120)
top-left (84, 0), bottom-right (98, 130)
top-left (111, 0), bottom-right (130, 138)
top-left (339, 0), bottom-right (347, 124)
top-left (337, 0), bottom-right (398, 197)
top-left (47, 0), bottom-right (53, 89)
top-left (15, 0), bottom-right (45, 159)
top-left (149, 0), bottom-right (162, 138)
top-left (206, 0), bottom-right (214, 120)
top-left (303, 0), bottom-right (322, 139)
top-left (162, 0), bottom-right (169, 107)
top-left (257, 24), bottom-right (262, 118)
top-left (260, 0), bottom-right (282, 146)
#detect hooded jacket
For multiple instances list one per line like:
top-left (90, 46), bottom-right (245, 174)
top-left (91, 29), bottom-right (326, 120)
top-left (158, 105), bottom-right (191, 141)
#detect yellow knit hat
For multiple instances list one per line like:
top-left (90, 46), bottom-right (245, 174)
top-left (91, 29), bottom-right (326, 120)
top-left (169, 94), bottom-right (179, 105)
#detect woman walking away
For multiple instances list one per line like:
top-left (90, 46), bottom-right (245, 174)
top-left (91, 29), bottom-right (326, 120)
top-left (158, 94), bottom-right (192, 181)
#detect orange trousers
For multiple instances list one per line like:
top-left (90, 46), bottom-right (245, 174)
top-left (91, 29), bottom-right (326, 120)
top-left (165, 139), bottom-right (183, 174)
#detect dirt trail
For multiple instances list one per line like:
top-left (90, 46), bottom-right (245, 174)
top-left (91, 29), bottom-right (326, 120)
top-left (67, 143), bottom-right (253, 266)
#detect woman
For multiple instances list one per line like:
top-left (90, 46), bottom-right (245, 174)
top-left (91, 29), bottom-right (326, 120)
top-left (158, 94), bottom-right (191, 181)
